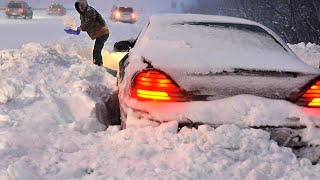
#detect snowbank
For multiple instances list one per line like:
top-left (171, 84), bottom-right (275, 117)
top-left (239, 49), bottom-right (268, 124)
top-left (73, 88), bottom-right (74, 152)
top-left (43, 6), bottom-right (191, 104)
top-left (0, 42), bottom-right (117, 178)
top-left (1, 121), bottom-right (320, 179)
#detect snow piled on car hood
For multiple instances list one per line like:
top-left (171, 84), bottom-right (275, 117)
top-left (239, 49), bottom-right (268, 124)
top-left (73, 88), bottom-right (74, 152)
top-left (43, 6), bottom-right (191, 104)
top-left (131, 14), bottom-right (319, 74)
top-left (0, 40), bottom-right (320, 178)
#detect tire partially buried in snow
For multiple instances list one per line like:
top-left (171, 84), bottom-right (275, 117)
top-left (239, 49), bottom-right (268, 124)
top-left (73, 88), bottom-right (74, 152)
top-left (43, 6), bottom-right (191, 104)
top-left (102, 92), bottom-right (120, 126)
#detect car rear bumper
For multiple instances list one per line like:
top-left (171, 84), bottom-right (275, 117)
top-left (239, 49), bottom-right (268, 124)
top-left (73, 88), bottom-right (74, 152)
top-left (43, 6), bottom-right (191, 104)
top-left (6, 12), bottom-right (24, 16)
top-left (48, 12), bottom-right (64, 15)
top-left (120, 94), bottom-right (320, 128)
top-left (114, 16), bottom-right (136, 23)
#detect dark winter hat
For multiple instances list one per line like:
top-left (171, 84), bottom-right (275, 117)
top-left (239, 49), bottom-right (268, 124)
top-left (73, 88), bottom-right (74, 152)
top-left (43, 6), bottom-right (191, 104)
top-left (75, 0), bottom-right (88, 14)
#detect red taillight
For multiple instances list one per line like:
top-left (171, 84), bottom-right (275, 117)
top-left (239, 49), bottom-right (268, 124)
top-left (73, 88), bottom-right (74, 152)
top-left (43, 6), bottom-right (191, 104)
top-left (47, 8), bottom-right (50, 11)
top-left (57, 8), bottom-right (61, 12)
top-left (297, 81), bottom-right (320, 107)
top-left (18, 8), bottom-right (24, 13)
top-left (6, 8), bottom-right (10, 12)
top-left (131, 13), bottom-right (136, 19)
top-left (131, 70), bottom-right (188, 102)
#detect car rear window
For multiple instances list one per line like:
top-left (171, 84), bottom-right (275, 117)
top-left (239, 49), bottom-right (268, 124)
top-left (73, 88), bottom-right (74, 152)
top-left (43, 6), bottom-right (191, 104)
top-left (119, 7), bottom-right (133, 12)
top-left (8, 2), bottom-right (22, 8)
top-left (141, 20), bottom-right (287, 54)
top-left (177, 22), bottom-right (286, 51)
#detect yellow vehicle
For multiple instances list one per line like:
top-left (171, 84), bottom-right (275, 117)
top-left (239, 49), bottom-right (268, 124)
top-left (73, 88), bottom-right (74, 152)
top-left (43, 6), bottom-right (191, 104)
top-left (102, 50), bottom-right (127, 74)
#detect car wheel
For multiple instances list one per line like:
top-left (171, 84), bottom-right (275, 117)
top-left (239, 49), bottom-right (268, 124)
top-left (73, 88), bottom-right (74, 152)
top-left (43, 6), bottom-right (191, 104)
top-left (13, 16), bottom-right (17, 19)
top-left (7, 15), bottom-right (11, 19)
top-left (103, 91), bottom-right (121, 127)
top-left (29, 14), bottom-right (33, 19)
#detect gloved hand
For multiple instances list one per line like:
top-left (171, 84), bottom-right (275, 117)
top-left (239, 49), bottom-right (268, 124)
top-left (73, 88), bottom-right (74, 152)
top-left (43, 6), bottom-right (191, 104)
top-left (64, 28), bottom-right (80, 35)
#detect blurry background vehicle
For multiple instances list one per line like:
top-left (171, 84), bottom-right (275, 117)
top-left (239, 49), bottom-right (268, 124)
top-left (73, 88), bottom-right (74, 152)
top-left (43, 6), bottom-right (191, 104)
top-left (110, 6), bottom-right (137, 24)
top-left (47, 3), bottom-right (66, 16)
top-left (6, 0), bottom-right (33, 19)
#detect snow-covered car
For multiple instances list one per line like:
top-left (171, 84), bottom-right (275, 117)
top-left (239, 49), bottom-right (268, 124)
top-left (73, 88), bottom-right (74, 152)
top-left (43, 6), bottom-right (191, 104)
top-left (5, 0), bottom-right (33, 19)
top-left (110, 6), bottom-right (137, 23)
top-left (105, 14), bottom-right (320, 162)
top-left (47, 3), bottom-right (67, 16)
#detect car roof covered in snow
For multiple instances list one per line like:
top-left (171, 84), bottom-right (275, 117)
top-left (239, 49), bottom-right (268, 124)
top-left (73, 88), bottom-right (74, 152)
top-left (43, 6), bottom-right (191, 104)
top-left (131, 14), bottom-right (320, 74)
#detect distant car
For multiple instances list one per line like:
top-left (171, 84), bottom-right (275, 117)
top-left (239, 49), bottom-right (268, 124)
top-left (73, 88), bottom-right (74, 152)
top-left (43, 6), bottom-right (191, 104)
top-left (110, 6), bottom-right (136, 23)
top-left (104, 14), bottom-right (320, 162)
top-left (5, 0), bottom-right (33, 19)
top-left (47, 3), bottom-right (66, 16)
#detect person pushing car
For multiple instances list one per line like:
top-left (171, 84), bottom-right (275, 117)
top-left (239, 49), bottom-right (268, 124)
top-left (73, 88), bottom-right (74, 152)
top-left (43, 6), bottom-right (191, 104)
top-left (75, 0), bottom-right (109, 66)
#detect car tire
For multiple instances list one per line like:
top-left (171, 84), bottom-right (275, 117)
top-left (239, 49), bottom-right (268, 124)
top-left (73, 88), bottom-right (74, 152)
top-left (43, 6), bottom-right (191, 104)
top-left (7, 15), bottom-right (11, 19)
top-left (103, 91), bottom-right (121, 127)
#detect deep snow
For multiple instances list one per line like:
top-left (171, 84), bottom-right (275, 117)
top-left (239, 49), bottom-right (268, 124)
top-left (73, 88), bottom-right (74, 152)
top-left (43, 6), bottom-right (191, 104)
top-left (0, 10), bottom-right (320, 179)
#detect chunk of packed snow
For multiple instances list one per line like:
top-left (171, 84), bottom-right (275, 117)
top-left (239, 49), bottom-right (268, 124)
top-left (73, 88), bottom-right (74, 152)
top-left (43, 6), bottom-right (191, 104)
top-left (0, 78), bottom-right (24, 104)
top-left (289, 42), bottom-right (320, 68)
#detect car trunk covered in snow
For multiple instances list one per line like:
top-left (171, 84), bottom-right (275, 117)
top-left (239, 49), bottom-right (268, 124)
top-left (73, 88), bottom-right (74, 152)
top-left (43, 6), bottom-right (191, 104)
top-left (168, 72), bottom-right (317, 101)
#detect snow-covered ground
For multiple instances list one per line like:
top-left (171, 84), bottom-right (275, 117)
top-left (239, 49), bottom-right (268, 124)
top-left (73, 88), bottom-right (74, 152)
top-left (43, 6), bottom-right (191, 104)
top-left (1, 10), bottom-right (320, 179)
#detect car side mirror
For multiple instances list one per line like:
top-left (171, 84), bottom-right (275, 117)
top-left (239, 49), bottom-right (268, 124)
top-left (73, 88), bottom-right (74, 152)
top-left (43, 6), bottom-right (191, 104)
top-left (114, 41), bottom-right (132, 52)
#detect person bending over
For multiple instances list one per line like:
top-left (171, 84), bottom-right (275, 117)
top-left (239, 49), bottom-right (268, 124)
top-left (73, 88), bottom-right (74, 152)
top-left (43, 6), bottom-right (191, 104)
top-left (75, 0), bottom-right (109, 66)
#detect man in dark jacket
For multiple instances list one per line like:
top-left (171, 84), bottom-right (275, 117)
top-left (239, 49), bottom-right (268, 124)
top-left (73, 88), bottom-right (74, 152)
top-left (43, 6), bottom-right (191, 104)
top-left (75, 0), bottom-right (109, 66)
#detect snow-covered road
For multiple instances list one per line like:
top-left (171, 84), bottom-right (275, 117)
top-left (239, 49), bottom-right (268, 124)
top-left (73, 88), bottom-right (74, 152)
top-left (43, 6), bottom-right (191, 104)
top-left (0, 10), bottom-right (147, 50)
top-left (0, 10), bottom-right (67, 50)
top-left (0, 9), bottom-right (320, 179)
